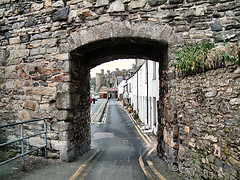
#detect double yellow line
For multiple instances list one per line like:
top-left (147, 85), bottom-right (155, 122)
top-left (69, 149), bottom-right (101, 180)
top-left (120, 103), bottom-right (166, 180)
top-left (120, 104), bottom-right (152, 146)
top-left (91, 100), bottom-right (108, 123)
top-left (101, 102), bottom-right (109, 124)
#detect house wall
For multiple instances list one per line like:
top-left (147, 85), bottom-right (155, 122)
top-left (127, 60), bottom-right (159, 134)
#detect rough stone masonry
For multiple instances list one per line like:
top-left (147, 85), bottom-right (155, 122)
top-left (0, 0), bottom-right (239, 179)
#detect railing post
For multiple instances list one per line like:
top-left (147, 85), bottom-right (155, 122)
top-left (44, 119), bottom-right (47, 159)
top-left (20, 124), bottom-right (25, 170)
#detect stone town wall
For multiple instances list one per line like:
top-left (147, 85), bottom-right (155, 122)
top-left (176, 65), bottom-right (240, 179)
top-left (0, 0), bottom-right (239, 178)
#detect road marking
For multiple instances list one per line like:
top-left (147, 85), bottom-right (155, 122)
top-left (147, 160), bottom-right (167, 180)
top-left (136, 124), bottom-right (152, 143)
top-left (79, 152), bottom-right (102, 180)
top-left (147, 147), bottom-right (155, 157)
top-left (91, 100), bottom-right (107, 123)
top-left (69, 149), bottom-right (100, 180)
top-left (119, 102), bottom-right (167, 180)
top-left (134, 125), bottom-right (150, 147)
top-left (146, 147), bottom-right (167, 180)
top-left (102, 102), bottom-right (109, 124)
top-left (121, 106), bottom-right (151, 147)
top-left (139, 156), bottom-right (154, 180)
top-left (91, 102), bottom-right (104, 122)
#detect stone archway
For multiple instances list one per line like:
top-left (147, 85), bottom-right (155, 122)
top-left (56, 22), bottom-right (176, 161)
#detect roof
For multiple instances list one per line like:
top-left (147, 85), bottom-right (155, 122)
top-left (99, 86), bottom-right (118, 93)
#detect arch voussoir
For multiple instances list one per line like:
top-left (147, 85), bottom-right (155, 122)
top-left (92, 23), bottom-right (114, 41)
top-left (77, 29), bottom-right (96, 46)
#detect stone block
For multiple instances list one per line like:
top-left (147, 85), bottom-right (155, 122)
top-left (54, 53), bottom-right (70, 61)
top-left (148, 0), bottom-right (167, 7)
top-left (9, 37), bottom-right (20, 45)
top-left (52, 0), bottom-right (64, 7)
top-left (31, 2), bottom-right (44, 11)
top-left (77, 29), bottom-right (95, 46)
top-left (23, 100), bottom-right (38, 110)
top-left (52, 121), bottom-right (72, 132)
top-left (18, 110), bottom-right (31, 121)
top-left (63, 61), bottom-right (70, 73)
top-left (51, 74), bottom-right (70, 82)
top-left (220, 101), bottom-right (230, 114)
top-left (31, 32), bottom-right (51, 41)
top-left (24, 17), bottom-right (37, 27)
top-left (67, 32), bottom-right (81, 50)
top-left (204, 134), bottom-right (218, 143)
top-left (24, 87), bottom-right (37, 95)
top-left (56, 91), bottom-right (72, 110)
top-left (52, 7), bottom-right (69, 22)
top-left (169, 0), bottom-right (183, 4)
top-left (29, 136), bottom-right (45, 147)
top-left (40, 103), bottom-right (50, 111)
top-left (67, 0), bottom-right (82, 5)
top-left (184, 126), bottom-right (190, 134)
top-left (58, 131), bottom-right (70, 141)
top-left (68, 9), bottom-right (78, 23)
top-left (0, 8), bottom-right (5, 17)
top-left (42, 38), bottom-right (58, 47)
top-left (93, 23), bottom-right (113, 40)
top-left (31, 111), bottom-right (53, 119)
top-left (205, 89), bottom-right (217, 97)
top-left (210, 21), bottom-right (222, 32)
top-left (195, 7), bottom-right (205, 16)
top-left (38, 87), bottom-right (56, 96)
top-left (128, 0), bottom-right (146, 10)
top-left (51, 140), bottom-right (69, 151)
top-left (56, 110), bottom-right (73, 121)
top-left (107, 0), bottom-right (125, 12)
top-left (52, 30), bottom-right (69, 38)
top-left (229, 98), bottom-right (240, 105)
top-left (58, 43), bottom-right (71, 54)
top-left (160, 25), bottom-right (173, 41)
top-left (47, 132), bottom-right (59, 140)
top-left (96, 0), bottom-right (109, 7)
top-left (98, 14), bottom-right (112, 23)
top-left (20, 35), bottom-right (30, 43)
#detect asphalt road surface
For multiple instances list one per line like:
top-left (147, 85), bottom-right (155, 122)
top-left (0, 99), bottom-right (183, 180)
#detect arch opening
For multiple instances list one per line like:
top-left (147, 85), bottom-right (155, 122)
top-left (62, 37), bottom-right (170, 162)
top-left (70, 37), bottom-right (168, 69)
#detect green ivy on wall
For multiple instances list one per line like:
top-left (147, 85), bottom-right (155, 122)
top-left (171, 42), bottom-right (240, 75)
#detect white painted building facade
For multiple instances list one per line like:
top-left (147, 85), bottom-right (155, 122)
top-left (125, 60), bottom-right (159, 135)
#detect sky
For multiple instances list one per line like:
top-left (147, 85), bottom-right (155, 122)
top-left (90, 59), bottom-right (136, 78)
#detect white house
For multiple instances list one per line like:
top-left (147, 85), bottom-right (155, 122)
top-left (118, 80), bottom-right (127, 100)
top-left (125, 60), bottom-right (159, 135)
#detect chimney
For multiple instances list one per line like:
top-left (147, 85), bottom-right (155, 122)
top-left (101, 69), bottom-right (104, 75)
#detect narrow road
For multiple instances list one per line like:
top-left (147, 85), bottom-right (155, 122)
top-left (0, 99), bottom-right (183, 180)
top-left (88, 99), bottom-right (146, 179)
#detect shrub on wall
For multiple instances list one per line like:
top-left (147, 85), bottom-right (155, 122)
top-left (171, 42), bottom-right (240, 75)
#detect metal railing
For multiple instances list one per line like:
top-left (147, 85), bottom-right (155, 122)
top-left (0, 119), bottom-right (47, 170)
